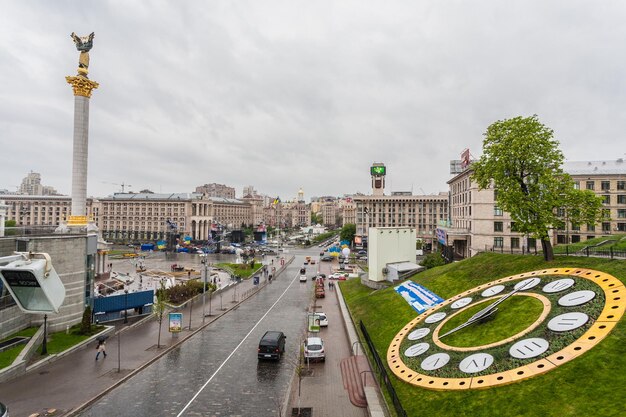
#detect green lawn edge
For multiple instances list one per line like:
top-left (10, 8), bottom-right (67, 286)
top-left (340, 253), bottom-right (626, 417)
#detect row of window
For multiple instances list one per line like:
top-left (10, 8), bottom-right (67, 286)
top-left (577, 180), bottom-right (626, 191)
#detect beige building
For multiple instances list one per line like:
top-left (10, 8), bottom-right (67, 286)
top-left (442, 158), bottom-right (626, 259)
top-left (2, 195), bottom-right (96, 228)
top-left (97, 193), bottom-right (252, 242)
top-left (18, 171), bottom-right (59, 196)
top-left (354, 193), bottom-right (448, 247)
top-left (444, 167), bottom-right (530, 259)
top-left (195, 183), bottom-right (236, 199)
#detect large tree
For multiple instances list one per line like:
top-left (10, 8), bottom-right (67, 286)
top-left (471, 115), bottom-right (603, 261)
top-left (340, 223), bottom-right (356, 244)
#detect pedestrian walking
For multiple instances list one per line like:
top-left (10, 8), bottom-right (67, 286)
top-left (95, 339), bottom-right (107, 360)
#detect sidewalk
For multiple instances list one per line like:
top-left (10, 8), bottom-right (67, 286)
top-left (0, 256), bottom-right (294, 417)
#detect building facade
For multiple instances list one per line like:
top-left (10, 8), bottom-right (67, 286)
top-left (442, 158), bottom-right (626, 259)
top-left (2, 195), bottom-right (96, 228)
top-left (354, 193), bottom-right (448, 247)
top-left (195, 183), bottom-right (236, 199)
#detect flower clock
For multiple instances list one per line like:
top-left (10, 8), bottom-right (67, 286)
top-left (388, 268), bottom-right (625, 390)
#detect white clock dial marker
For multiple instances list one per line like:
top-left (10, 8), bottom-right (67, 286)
top-left (408, 328), bottom-right (430, 340)
top-left (405, 343), bottom-right (430, 357)
top-left (459, 353), bottom-right (494, 373)
top-left (451, 297), bottom-right (473, 309)
top-left (542, 278), bottom-right (575, 293)
top-left (420, 353), bottom-right (451, 371)
top-left (424, 312), bottom-right (447, 324)
top-left (481, 285), bottom-right (505, 297)
top-left (548, 312), bottom-right (589, 332)
top-left (514, 277), bottom-right (541, 291)
top-left (509, 338), bottom-right (550, 359)
top-left (558, 290), bottom-right (596, 307)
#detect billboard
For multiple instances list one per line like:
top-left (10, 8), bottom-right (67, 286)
top-left (394, 281), bottom-right (443, 313)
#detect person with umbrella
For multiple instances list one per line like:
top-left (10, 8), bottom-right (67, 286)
top-left (95, 335), bottom-right (108, 360)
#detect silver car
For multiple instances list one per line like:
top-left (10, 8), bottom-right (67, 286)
top-left (304, 336), bottom-right (325, 361)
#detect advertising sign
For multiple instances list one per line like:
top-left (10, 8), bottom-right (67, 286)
top-left (394, 281), bottom-right (443, 313)
top-left (436, 228), bottom-right (447, 245)
top-left (308, 313), bottom-right (321, 333)
top-left (168, 312), bottom-right (183, 333)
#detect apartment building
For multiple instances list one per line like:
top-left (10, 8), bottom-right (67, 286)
top-left (194, 183), bottom-right (236, 199)
top-left (442, 158), bottom-right (626, 259)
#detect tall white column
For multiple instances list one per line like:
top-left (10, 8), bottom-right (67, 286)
top-left (65, 75), bottom-right (98, 226)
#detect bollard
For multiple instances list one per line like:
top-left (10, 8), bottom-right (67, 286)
top-left (66, 324), bottom-right (70, 334)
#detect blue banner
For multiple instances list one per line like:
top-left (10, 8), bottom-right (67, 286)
top-left (394, 281), bottom-right (443, 313)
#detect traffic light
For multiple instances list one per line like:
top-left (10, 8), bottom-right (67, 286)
top-left (0, 254), bottom-right (66, 313)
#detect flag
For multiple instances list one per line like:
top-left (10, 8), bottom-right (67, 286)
top-left (273, 197), bottom-right (281, 205)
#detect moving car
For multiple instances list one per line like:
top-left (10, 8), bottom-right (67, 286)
top-left (299, 267), bottom-right (307, 282)
top-left (321, 255), bottom-right (333, 262)
top-left (304, 336), bottom-right (325, 361)
top-left (258, 331), bottom-right (286, 360)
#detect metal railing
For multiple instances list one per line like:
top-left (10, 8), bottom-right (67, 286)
top-left (360, 320), bottom-right (407, 417)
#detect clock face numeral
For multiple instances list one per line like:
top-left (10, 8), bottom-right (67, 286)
top-left (451, 297), bottom-right (473, 309)
top-left (481, 285), bottom-right (505, 297)
top-left (547, 312), bottom-right (589, 332)
top-left (408, 328), bottom-right (430, 341)
top-left (514, 277), bottom-right (541, 291)
top-left (424, 312), bottom-right (447, 324)
top-left (558, 290), bottom-right (596, 307)
top-left (459, 353), bottom-right (494, 373)
top-left (542, 278), bottom-right (575, 293)
top-left (405, 343), bottom-right (430, 357)
top-left (420, 353), bottom-right (451, 371)
top-left (509, 338), bottom-right (550, 359)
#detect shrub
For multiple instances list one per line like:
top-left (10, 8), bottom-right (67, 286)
top-left (421, 252), bottom-right (446, 269)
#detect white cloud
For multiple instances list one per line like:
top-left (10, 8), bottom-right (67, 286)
top-left (1, 1), bottom-right (626, 199)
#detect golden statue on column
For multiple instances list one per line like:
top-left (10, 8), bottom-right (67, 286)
top-left (66, 32), bottom-right (99, 98)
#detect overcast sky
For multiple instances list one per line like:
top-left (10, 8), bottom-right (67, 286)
top-left (1, 1), bottom-right (625, 201)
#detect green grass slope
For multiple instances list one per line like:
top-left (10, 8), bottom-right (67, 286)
top-left (340, 253), bottom-right (626, 417)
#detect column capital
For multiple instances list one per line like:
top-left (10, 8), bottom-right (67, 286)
top-left (66, 75), bottom-right (99, 98)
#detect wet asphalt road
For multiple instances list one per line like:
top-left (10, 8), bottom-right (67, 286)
top-left (78, 248), bottom-right (318, 417)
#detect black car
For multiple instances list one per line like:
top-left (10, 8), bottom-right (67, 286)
top-left (321, 255), bottom-right (333, 262)
top-left (258, 331), bottom-right (286, 360)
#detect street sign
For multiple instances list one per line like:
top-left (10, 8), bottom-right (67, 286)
top-left (0, 256), bottom-right (66, 313)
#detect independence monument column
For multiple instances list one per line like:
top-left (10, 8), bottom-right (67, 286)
top-left (65, 32), bottom-right (99, 227)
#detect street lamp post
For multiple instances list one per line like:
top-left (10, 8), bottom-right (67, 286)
top-left (41, 314), bottom-right (48, 355)
top-left (202, 256), bottom-right (207, 324)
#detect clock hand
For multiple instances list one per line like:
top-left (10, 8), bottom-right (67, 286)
top-left (439, 281), bottom-right (532, 339)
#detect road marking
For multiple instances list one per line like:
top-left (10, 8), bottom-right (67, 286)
top-left (176, 269), bottom-right (300, 416)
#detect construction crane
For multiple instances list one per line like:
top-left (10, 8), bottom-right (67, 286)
top-left (101, 181), bottom-right (132, 193)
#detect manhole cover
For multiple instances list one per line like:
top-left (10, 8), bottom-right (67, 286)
top-left (291, 407), bottom-right (312, 417)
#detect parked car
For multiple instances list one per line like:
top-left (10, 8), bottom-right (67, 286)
top-left (357, 250), bottom-right (367, 255)
top-left (258, 331), bottom-right (286, 360)
top-left (303, 336), bottom-right (325, 361)
top-left (317, 312), bottom-right (328, 327)
top-left (321, 255), bottom-right (333, 262)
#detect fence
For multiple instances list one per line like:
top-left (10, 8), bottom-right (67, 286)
top-left (359, 320), bottom-right (407, 417)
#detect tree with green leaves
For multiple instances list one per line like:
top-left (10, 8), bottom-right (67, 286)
top-left (472, 115), bottom-right (604, 261)
top-left (339, 223), bottom-right (356, 244)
